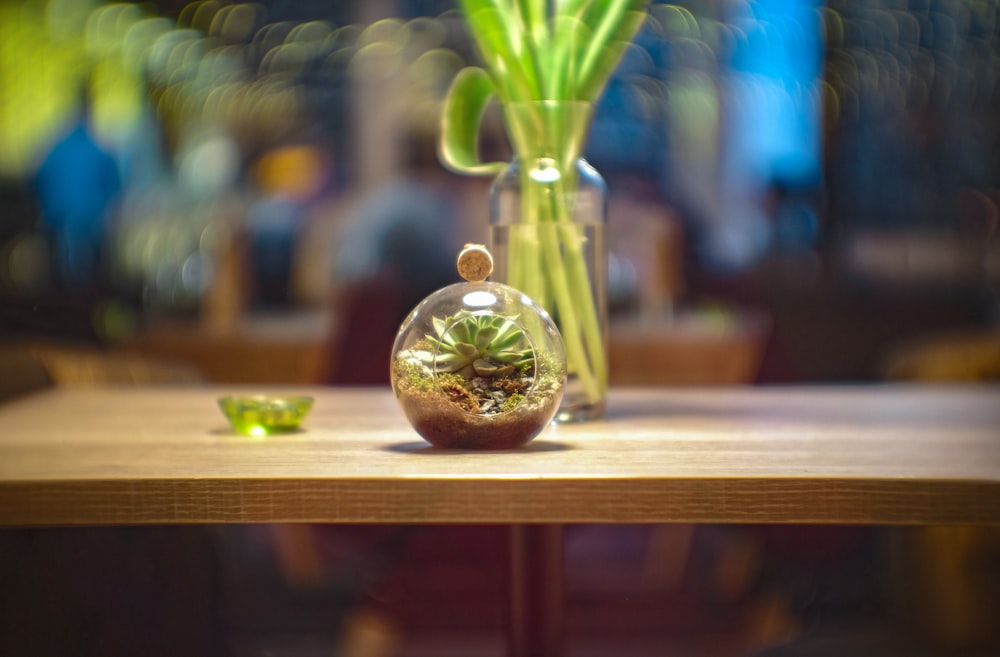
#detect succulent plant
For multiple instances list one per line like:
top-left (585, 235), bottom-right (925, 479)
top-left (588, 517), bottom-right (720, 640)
top-left (420, 311), bottom-right (533, 379)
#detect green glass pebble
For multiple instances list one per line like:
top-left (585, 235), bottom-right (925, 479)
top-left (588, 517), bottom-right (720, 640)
top-left (218, 396), bottom-right (314, 435)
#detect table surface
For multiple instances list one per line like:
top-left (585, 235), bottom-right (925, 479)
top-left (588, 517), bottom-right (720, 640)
top-left (1, 385), bottom-right (998, 526)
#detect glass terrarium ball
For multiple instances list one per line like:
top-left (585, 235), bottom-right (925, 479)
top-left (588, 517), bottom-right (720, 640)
top-left (390, 278), bottom-right (567, 449)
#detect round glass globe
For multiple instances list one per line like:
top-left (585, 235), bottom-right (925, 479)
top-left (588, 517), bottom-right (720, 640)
top-left (390, 280), bottom-right (566, 449)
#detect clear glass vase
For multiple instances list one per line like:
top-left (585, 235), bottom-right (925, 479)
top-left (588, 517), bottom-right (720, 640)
top-left (489, 112), bottom-right (608, 422)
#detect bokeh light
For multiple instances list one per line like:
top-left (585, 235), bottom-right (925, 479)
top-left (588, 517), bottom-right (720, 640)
top-left (0, 0), bottom-right (996, 384)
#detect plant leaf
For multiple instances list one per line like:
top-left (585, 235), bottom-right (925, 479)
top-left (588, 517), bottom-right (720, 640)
top-left (455, 342), bottom-right (480, 358)
top-left (454, 316), bottom-right (479, 344)
top-left (490, 319), bottom-right (524, 349)
top-left (462, 4), bottom-right (537, 102)
top-left (495, 349), bottom-right (534, 366)
top-left (476, 325), bottom-right (499, 346)
top-left (439, 66), bottom-right (508, 177)
top-left (491, 330), bottom-right (524, 352)
top-left (548, 14), bottom-right (590, 100)
top-left (577, 3), bottom-right (647, 102)
top-left (432, 316), bottom-right (448, 339)
top-left (433, 352), bottom-right (465, 373)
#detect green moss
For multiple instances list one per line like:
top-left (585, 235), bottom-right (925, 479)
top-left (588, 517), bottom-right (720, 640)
top-left (534, 350), bottom-right (563, 378)
top-left (397, 358), bottom-right (470, 394)
top-left (435, 371), bottom-right (469, 391)
top-left (500, 392), bottom-right (524, 413)
top-left (396, 358), bottom-right (435, 391)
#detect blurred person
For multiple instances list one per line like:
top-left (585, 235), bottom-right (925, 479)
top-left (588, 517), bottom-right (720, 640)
top-left (245, 143), bottom-right (332, 308)
top-left (242, 127), bottom-right (496, 650)
top-left (33, 89), bottom-right (121, 293)
top-left (325, 125), bottom-right (461, 384)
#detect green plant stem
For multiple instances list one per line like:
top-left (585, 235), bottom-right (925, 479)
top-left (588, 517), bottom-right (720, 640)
top-left (441, 0), bottom-right (648, 409)
top-left (503, 101), bottom-right (606, 404)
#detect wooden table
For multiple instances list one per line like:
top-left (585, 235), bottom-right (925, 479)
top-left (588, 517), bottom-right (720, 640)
top-left (2, 385), bottom-right (999, 656)
top-left (1, 385), bottom-right (998, 527)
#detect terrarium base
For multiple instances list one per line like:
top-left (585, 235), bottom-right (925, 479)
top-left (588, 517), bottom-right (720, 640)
top-left (398, 387), bottom-right (561, 450)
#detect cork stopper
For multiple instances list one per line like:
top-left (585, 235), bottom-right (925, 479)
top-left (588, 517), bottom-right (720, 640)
top-left (456, 243), bottom-right (493, 282)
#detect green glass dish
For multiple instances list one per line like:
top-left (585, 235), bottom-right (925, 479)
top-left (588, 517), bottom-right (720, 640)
top-left (218, 395), bottom-right (314, 435)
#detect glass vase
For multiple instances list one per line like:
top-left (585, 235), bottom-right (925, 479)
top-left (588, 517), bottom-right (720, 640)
top-left (488, 102), bottom-right (608, 421)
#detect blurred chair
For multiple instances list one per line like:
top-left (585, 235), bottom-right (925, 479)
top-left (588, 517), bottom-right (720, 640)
top-left (883, 330), bottom-right (1000, 382)
top-left (606, 194), bottom-right (772, 386)
top-left (609, 309), bottom-right (771, 385)
top-left (0, 345), bottom-right (52, 402)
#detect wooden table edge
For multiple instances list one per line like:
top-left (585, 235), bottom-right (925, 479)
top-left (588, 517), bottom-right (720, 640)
top-left (2, 476), bottom-right (997, 526)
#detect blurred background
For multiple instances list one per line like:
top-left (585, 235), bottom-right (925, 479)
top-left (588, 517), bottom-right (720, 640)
top-left (1, 0), bottom-right (997, 385)
top-left (1, 0), bottom-right (999, 656)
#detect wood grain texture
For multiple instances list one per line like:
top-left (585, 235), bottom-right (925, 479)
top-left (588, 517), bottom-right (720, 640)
top-left (1, 386), bottom-right (998, 526)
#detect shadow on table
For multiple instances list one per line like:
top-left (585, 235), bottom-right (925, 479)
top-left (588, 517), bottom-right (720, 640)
top-left (383, 439), bottom-right (572, 455)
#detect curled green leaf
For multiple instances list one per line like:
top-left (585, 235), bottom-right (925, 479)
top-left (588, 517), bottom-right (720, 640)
top-left (438, 66), bottom-right (508, 177)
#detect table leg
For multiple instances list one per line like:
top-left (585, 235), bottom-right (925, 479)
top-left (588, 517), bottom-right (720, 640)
top-left (509, 524), bottom-right (565, 657)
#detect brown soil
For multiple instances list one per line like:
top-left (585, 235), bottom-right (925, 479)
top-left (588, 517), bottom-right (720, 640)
top-left (439, 379), bottom-right (479, 414)
top-left (395, 384), bottom-right (563, 450)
